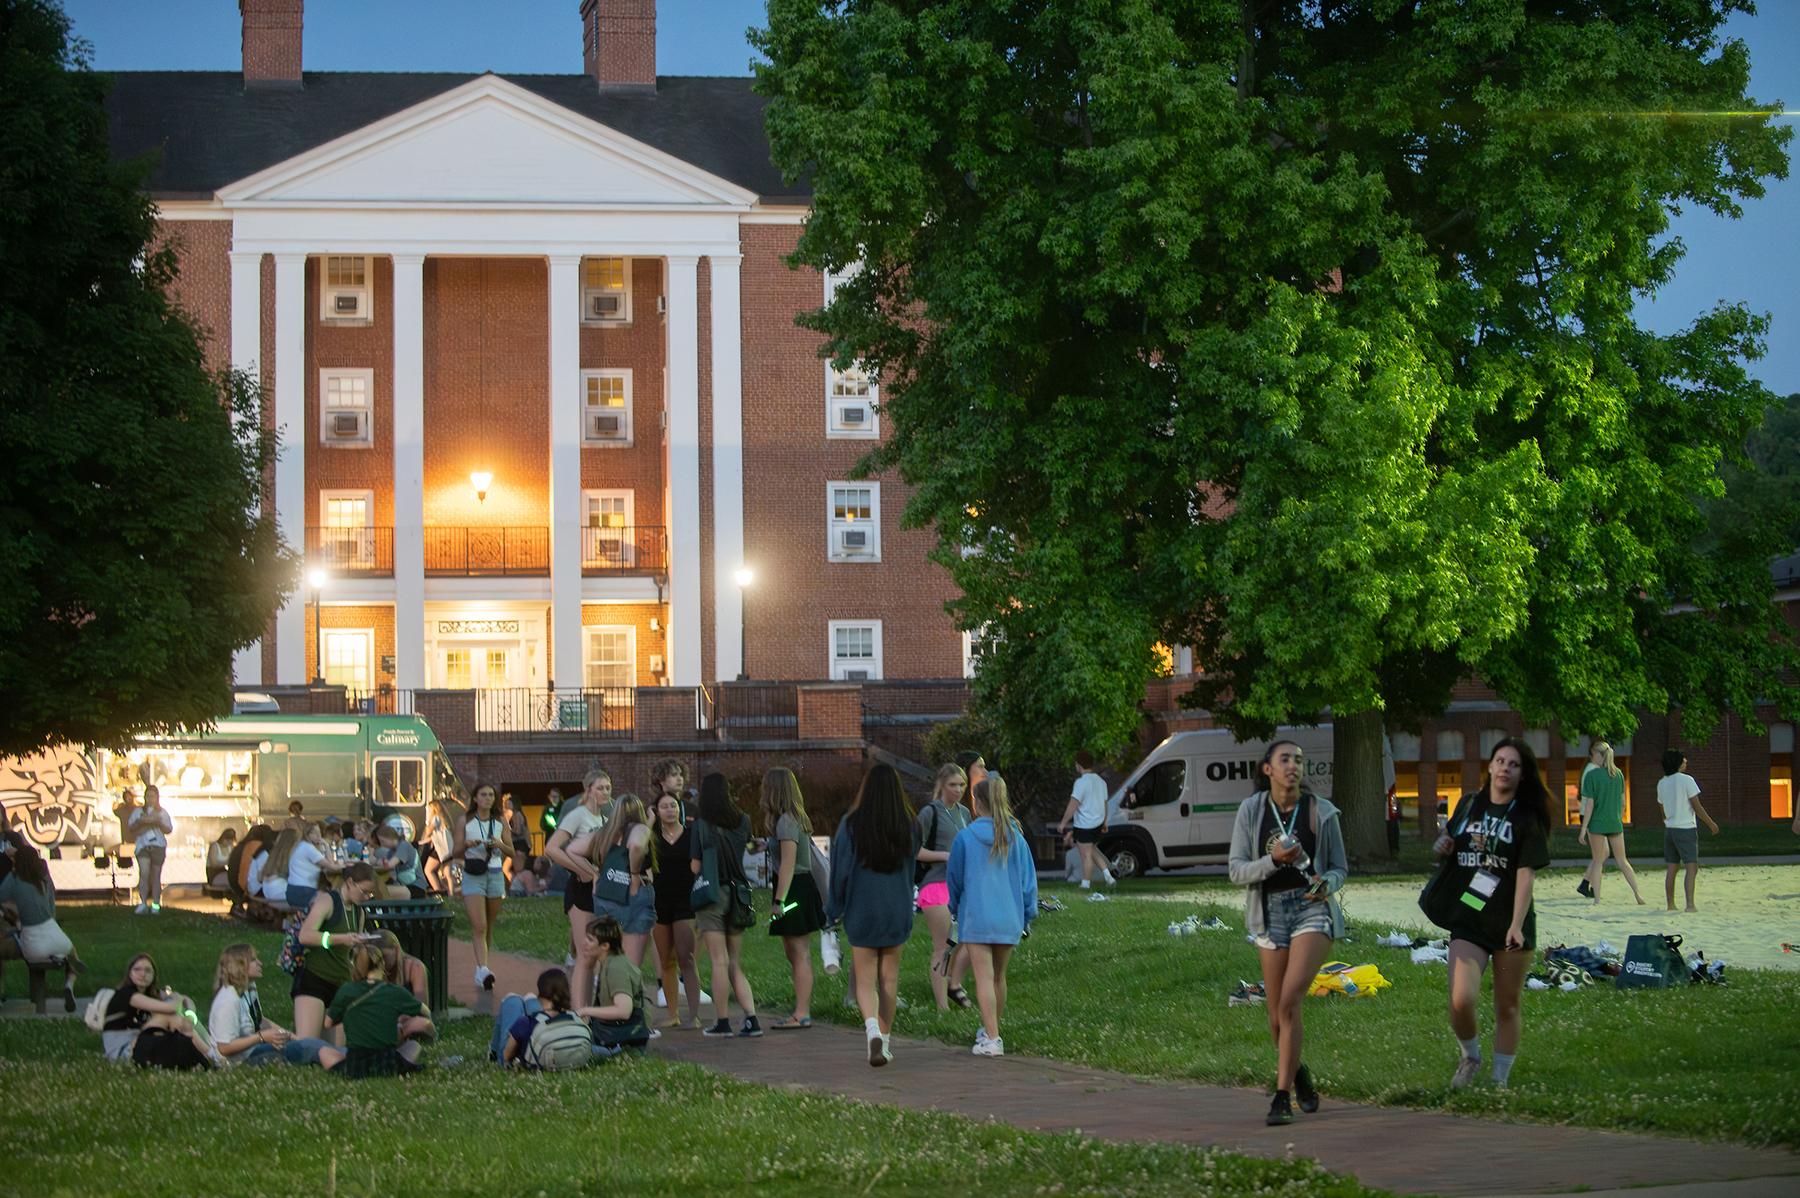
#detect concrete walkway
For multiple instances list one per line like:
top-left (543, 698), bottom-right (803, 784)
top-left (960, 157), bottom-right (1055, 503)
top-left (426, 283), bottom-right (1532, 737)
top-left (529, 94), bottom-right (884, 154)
top-left (442, 939), bottom-right (1800, 1198)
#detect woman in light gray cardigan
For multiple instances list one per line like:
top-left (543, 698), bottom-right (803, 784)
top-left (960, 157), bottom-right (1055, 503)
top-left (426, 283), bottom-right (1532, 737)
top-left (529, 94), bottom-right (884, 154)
top-left (1227, 740), bottom-right (1348, 1128)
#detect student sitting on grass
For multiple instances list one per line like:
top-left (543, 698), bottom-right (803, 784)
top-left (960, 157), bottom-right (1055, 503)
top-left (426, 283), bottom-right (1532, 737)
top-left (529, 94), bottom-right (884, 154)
top-left (325, 943), bottom-right (433, 1078)
top-left (490, 967), bottom-right (593, 1069)
top-left (578, 914), bottom-right (649, 1056)
top-left (101, 952), bottom-right (222, 1069)
top-left (374, 929), bottom-right (436, 1065)
top-left (208, 942), bottom-right (343, 1068)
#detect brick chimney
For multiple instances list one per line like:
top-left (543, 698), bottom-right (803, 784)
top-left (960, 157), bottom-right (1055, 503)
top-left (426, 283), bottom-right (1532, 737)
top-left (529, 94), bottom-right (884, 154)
top-left (580, 0), bottom-right (656, 90)
top-left (240, 0), bottom-right (303, 88)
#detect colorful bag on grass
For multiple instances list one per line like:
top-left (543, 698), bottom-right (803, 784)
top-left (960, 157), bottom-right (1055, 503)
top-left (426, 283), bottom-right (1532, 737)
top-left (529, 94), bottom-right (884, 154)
top-left (1309, 961), bottom-right (1391, 998)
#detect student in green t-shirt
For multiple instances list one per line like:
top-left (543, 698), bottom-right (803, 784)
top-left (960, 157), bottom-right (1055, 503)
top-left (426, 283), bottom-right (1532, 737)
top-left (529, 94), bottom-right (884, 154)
top-left (577, 914), bottom-right (649, 1056)
top-left (1576, 742), bottom-right (1644, 905)
top-left (325, 944), bottom-right (434, 1079)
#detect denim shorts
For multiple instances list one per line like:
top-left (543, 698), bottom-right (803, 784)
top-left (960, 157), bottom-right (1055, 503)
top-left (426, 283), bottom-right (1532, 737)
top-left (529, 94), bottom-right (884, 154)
top-left (1255, 887), bottom-right (1334, 950)
top-left (461, 865), bottom-right (506, 899)
top-left (596, 887), bottom-right (656, 936)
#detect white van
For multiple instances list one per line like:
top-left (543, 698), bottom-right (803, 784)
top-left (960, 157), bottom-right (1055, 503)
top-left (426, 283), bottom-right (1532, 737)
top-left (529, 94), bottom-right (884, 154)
top-left (1100, 726), bottom-right (1394, 877)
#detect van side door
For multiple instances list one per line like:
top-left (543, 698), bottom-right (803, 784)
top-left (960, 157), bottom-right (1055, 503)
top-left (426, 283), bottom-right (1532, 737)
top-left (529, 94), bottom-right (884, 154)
top-left (1121, 757), bottom-right (1190, 865)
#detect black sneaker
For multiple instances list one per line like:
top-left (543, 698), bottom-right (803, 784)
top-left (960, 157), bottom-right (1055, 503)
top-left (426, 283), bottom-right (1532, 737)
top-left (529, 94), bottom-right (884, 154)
top-left (701, 1019), bottom-right (734, 1037)
top-left (738, 1015), bottom-right (764, 1038)
top-left (1576, 879), bottom-right (1593, 898)
top-left (1266, 1090), bottom-right (1295, 1126)
top-left (1295, 1064), bottom-right (1319, 1114)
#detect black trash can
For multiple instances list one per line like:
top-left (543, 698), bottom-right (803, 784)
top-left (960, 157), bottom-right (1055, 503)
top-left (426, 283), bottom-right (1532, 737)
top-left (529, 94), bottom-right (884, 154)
top-left (361, 897), bottom-right (452, 1018)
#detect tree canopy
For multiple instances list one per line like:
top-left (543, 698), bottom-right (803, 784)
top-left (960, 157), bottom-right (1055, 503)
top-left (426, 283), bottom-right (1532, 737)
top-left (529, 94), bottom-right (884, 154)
top-left (0, 0), bottom-right (293, 755)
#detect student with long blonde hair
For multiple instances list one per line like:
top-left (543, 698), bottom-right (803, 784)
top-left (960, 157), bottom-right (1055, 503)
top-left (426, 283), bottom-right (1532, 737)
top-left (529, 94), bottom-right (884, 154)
top-left (761, 767), bottom-right (825, 1029)
top-left (1577, 741), bottom-right (1644, 905)
top-left (208, 942), bottom-right (343, 1068)
top-left (580, 793), bottom-right (657, 972)
top-left (915, 762), bottom-right (973, 1010)
top-left (946, 773), bottom-right (1037, 1058)
top-left (544, 765), bottom-right (612, 1001)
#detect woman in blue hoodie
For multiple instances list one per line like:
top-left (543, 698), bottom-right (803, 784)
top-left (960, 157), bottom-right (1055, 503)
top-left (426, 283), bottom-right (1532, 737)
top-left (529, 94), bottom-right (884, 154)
top-left (826, 763), bottom-right (920, 1067)
top-left (946, 772), bottom-right (1037, 1057)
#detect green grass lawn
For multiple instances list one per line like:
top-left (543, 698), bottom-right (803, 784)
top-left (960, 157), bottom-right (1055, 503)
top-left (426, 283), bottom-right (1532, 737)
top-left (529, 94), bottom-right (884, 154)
top-left (455, 874), bottom-right (1800, 1150)
top-left (0, 905), bottom-right (1378, 1198)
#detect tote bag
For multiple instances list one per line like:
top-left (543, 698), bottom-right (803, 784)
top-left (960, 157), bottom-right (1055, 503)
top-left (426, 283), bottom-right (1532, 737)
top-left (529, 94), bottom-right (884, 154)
top-left (689, 823), bottom-right (721, 909)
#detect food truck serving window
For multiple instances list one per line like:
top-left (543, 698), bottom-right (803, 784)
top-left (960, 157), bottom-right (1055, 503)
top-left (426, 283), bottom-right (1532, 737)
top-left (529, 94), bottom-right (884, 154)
top-left (289, 752), bottom-right (359, 798)
top-left (375, 757), bottom-right (427, 807)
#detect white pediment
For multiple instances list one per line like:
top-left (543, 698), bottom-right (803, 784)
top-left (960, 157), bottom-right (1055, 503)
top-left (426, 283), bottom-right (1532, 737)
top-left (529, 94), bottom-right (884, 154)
top-left (219, 75), bottom-right (755, 209)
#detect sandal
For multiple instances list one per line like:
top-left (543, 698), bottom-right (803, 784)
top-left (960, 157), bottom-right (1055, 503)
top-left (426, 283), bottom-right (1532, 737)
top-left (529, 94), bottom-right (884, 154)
top-left (946, 987), bottom-right (973, 1009)
top-left (769, 1015), bottom-right (813, 1030)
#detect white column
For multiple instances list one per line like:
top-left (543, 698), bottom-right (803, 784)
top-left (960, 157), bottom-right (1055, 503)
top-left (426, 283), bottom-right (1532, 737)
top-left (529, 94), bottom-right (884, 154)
top-left (273, 253), bottom-right (308, 685)
top-left (548, 255), bottom-right (584, 693)
top-left (709, 253), bottom-right (745, 682)
top-left (229, 250), bottom-right (264, 686)
top-left (392, 254), bottom-right (426, 692)
top-left (665, 255), bottom-right (703, 686)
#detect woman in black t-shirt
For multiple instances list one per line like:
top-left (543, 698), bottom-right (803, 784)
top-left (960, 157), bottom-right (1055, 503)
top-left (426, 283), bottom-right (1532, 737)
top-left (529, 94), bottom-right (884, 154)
top-left (650, 792), bottom-right (704, 1029)
top-left (1431, 737), bottom-right (1551, 1092)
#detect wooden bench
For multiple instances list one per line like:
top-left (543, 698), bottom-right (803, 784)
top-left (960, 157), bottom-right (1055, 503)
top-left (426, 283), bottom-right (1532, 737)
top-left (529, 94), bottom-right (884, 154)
top-left (0, 928), bottom-right (75, 1014)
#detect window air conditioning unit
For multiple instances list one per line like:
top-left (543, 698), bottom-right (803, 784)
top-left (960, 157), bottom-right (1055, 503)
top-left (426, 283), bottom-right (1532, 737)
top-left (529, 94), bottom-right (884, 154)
top-left (587, 293), bottom-right (623, 320)
top-left (586, 411), bottom-right (625, 440)
top-left (845, 669), bottom-right (871, 681)
top-left (836, 404), bottom-right (868, 428)
top-left (837, 527), bottom-right (870, 556)
top-left (325, 410), bottom-right (367, 442)
top-left (326, 288), bottom-right (367, 320)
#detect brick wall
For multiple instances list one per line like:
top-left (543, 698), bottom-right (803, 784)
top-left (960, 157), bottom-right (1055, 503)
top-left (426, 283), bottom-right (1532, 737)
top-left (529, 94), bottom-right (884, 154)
top-left (423, 258), bottom-right (549, 528)
top-left (635, 688), bottom-right (700, 741)
top-left (796, 684), bottom-right (862, 740)
top-left (579, 258), bottom-right (665, 526)
top-left (739, 224), bottom-right (962, 681)
top-left (307, 256), bottom-right (396, 526)
top-left (580, 601), bottom-right (667, 687)
top-left (582, 0), bottom-right (656, 89)
top-left (240, 0), bottom-right (303, 87)
top-left (155, 219), bottom-right (232, 373)
top-left (302, 603), bottom-right (397, 692)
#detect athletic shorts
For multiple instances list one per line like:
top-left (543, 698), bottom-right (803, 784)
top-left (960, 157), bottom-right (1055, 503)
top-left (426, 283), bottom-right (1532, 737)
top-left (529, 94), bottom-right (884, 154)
top-left (917, 881), bottom-right (951, 908)
top-left (1072, 826), bottom-right (1103, 845)
top-left (564, 878), bottom-right (595, 914)
top-left (1664, 827), bottom-right (1700, 864)
top-left (291, 966), bottom-right (341, 1004)
top-left (1449, 908), bottom-right (1537, 956)
top-left (1253, 887), bottom-right (1333, 950)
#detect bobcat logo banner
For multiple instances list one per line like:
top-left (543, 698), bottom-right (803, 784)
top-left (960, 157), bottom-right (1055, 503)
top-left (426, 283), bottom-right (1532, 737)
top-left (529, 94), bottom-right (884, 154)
top-left (0, 747), bottom-right (117, 849)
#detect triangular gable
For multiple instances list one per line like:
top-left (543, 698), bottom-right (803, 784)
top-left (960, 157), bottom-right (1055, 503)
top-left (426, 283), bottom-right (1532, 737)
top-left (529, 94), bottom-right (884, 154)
top-left (218, 74), bottom-right (756, 208)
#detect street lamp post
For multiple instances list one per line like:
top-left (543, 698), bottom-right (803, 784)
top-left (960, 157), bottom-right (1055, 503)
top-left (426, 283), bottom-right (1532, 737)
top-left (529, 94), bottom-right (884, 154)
top-left (734, 566), bottom-right (754, 681)
top-left (308, 567), bottom-right (328, 686)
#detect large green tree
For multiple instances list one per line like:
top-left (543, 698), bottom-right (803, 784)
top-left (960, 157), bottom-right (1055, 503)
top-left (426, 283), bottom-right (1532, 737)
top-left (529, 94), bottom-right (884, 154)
top-left (0, 0), bottom-right (292, 755)
top-left (754, 0), bottom-right (1798, 861)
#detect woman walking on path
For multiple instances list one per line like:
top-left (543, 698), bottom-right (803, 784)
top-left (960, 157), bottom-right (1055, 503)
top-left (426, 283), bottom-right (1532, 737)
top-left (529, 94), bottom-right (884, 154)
top-left (582, 794), bottom-right (656, 969)
top-left (690, 773), bottom-right (762, 1038)
top-left (452, 781), bottom-right (515, 992)
top-left (763, 767), bottom-right (825, 1030)
top-left (1227, 740), bottom-right (1348, 1127)
top-left (126, 785), bottom-right (173, 914)
top-left (1433, 737), bottom-right (1552, 1092)
top-left (292, 863), bottom-right (380, 1042)
top-left (828, 763), bottom-right (920, 1066)
top-left (544, 766), bottom-right (612, 1000)
top-left (946, 772), bottom-right (1036, 1058)
top-left (1577, 742), bottom-right (1644, 904)
top-left (651, 790), bottom-right (704, 1029)
top-left (915, 762), bottom-right (973, 1010)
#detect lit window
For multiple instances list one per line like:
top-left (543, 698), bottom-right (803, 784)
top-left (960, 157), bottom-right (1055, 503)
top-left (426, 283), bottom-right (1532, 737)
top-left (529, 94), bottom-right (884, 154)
top-left (1773, 722), bottom-right (1794, 819)
top-left (585, 627), bottom-right (635, 690)
top-left (443, 650), bottom-right (471, 690)
top-left (322, 630), bottom-right (372, 692)
top-left (828, 482), bottom-right (880, 561)
top-left (829, 620), bottom-right (882, 681)
top-left (827, 362), bottom-right (879, 438)
top-left (319, 369), bottom-right (373, 445)
top-left (483, 649), bottom-right (510, 691)
top-left (581, 370), bottom-right (632, 445)
top-left (320, 255), bottom-right (372, 322)
top-left (582, 490), bottom-right (635, 566)
top-left (581, 257), bottom-right (631, 324)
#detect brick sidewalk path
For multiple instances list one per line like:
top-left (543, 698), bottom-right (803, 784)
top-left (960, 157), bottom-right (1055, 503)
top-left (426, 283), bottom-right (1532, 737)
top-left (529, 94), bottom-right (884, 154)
top-left (443, 939), bottom-right (1797, 1197)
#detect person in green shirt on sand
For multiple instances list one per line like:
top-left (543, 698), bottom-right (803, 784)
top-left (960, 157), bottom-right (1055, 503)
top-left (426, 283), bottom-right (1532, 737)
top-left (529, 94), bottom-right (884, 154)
top-left (1576, 742), bottom-right (1644, 905)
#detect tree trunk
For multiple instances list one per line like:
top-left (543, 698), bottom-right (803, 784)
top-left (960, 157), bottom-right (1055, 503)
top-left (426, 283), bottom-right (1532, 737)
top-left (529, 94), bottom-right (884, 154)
top-left (1334, 708), bottom-right (1393, 870)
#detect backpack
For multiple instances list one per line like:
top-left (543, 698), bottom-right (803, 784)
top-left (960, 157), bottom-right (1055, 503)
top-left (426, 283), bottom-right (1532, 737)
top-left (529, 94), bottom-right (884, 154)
top-left (526, 1013), bottom-right (593, 1071)
top-left (84, 987), bottom-right (116, 1032)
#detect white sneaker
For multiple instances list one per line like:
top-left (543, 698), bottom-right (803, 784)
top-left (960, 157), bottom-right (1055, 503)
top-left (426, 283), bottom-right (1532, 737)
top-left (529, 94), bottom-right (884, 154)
top-left (475, 966), bottom-right (494, 991)
top-left (1451, 1055), bottom-right (1483, 1090)
top-left (881, 1035), bottom-right (893, 1064)
top-left (1102, 870), bottom-right (1117, 887)
top-left (972, 1035), bottom-right (1004, 1057)
top-left (653, 988), bottom-right (668, 1008)
top-left (974, 1026), bottom-right (991, 1045)
top-left (134, 904), bottom-right (149, 915)
top-left (1079, 880), bottom-right (1091, 890)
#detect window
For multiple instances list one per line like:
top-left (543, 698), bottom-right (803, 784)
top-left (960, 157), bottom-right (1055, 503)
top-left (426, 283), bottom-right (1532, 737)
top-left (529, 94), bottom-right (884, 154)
top-left (374, 757), bottom-right (427, 808)
top-left (828, 620), bottom-right (882, 680)
top-left (827, 362), bottom-right (879, 438)
top-left (319, 368), bottom-right (373, 445)
top-left (584, 626), bottom-right (636, 690)
top-left (442, 649), bottom-right (472, 690)
top-left (827, 481), bottom-right (880, 561)
top-left (582, 490), bottom-right (635, 566)
top-left (317, 490), bottom-right (374, 569)
top-left (1127, 759), bottom-right (1185, 808)
top-left (320, 255), bottom-right (371, 322)
top-left (581, 257), bottom-right (632, 325)
top-left (483, 649), bottom-right (511, 690)
top-left (1773, 722), bottom-right (1794, 820)
top-left (321, 629), bottom-right (373, 692)
top-left (581, 369), bottom-right (632, 445)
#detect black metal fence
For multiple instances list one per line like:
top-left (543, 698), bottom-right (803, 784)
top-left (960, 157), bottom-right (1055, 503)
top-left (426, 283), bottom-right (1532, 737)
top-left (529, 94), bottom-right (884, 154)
top-left (423, 527), bottom-right (550, 576)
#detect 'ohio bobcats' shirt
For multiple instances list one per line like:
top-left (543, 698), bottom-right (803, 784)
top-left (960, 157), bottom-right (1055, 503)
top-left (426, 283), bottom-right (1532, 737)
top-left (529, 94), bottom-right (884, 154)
top-left (1442, 790), bottom-right (1550, 944)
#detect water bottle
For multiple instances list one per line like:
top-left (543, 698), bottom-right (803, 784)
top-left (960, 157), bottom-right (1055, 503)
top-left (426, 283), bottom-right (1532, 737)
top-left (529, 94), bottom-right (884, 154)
top-left (1277, 833), bottom-right (1311, 875)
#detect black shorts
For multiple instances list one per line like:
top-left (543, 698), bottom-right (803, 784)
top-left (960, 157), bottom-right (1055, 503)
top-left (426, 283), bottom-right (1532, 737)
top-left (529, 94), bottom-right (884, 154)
top-left (564, 881), bottom-right (595, 914)
top-left (290, 966), bottom-right (341, 1004)
top-left (1072, 826), bottom-right (1103, 845)
top-left (1449, 909), bottom-right (1537, 956)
